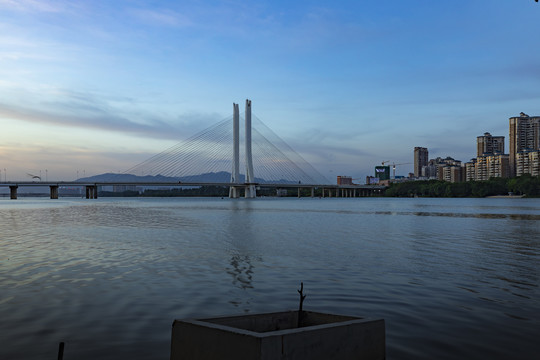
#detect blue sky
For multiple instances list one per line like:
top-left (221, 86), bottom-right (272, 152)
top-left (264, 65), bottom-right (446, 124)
top-left (0, 0), bottom-right (539, 182)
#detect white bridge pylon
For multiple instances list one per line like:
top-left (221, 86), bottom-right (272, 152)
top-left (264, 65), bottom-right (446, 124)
top-left (229, 99), bottom-right (257, 198)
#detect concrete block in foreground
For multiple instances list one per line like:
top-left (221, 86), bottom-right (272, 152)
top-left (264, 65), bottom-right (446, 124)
top-left (171, 310), bottom-right (385, 360)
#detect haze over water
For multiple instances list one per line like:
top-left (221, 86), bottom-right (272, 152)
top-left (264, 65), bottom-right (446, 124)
top-left (1, 197), bottom-right (539, 359)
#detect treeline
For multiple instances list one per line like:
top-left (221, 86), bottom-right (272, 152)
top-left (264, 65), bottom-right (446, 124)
top-left (142, 186), bottom-right (230, 197)
top-left (98, 186), bottom-right (231, 197)
top-left (141, 187), bottom-right (306, 197)
top-left (100, 186), bottom-right (319, 198)
top-left (385, 175), bottom-right (540, 198)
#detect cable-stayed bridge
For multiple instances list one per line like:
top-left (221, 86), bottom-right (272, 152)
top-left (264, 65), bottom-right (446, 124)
top-left (117, 99), bottom-right (329, 197)
top-left (1, 100), bottom-right (386, 199)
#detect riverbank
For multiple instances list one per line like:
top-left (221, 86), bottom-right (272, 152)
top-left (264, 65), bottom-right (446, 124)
top-left (385, 175), bottom-right (539, 198)
top-left (486, 195), bottom-right (525, 198)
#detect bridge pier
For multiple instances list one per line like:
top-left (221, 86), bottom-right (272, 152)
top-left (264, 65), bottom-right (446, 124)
top-left (9, 185), bottom-right (18, 199)
top-left (50, 185), bottom-right (59, 199)
top-left (244, 184), bottom-right (256, 198)
top-left (229, 186), bottom-right (240, 198)
top-left (314, 187), bottom-right (388, 198)
top-left (311, 187), bottom-right (314, 197)
top-left (85, 185), bottom-right (98, 199)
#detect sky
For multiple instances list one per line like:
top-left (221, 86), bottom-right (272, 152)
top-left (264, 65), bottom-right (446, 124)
top-left (0, 0), bottom-right (539, 182)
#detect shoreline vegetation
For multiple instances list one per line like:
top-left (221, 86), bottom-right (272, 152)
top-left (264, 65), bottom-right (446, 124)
top-left (384, 174), bottom-right (540, 198)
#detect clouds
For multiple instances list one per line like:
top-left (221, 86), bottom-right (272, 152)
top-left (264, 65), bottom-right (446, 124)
top-left (0, 102), bottom-right (172, 139)
top-left (0, 0), bottom-right (67, 13)
top-left (128, 8), bottom-right (193, 28)
top-left (0, 90), bottom-right (218, 141)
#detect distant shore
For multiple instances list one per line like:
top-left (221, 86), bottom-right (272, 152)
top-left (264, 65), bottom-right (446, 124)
top-left (486, 195), bottom-right (525, 198)
top-left (385, 176), bottom-right (539, 198)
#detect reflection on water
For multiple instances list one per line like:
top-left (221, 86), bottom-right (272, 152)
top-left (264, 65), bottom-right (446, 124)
top-left (407, 211), bottom-right (540, 220)
top-left (224, 200), bottom-right (260, 310)
top-left (227, 254), bottom-right (254, 290)
top-left (368, 210), bottom-right (540, 220)
top-left (0, 197), bottom-right (539, 360)
top-left (226, 254), bottom-right (259, 311)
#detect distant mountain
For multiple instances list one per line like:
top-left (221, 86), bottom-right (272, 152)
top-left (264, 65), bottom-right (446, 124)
top-left (77, 171), bottom-right (298, 184)
top-left (77, 173), bottom-right (178, 183)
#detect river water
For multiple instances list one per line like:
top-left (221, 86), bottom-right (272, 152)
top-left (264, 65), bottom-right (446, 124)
top-left (0, 197), bottom-right (539, 359)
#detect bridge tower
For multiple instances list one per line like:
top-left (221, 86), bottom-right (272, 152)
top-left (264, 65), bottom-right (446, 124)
top-left (229, 103), bottom-right (240, 198)
top-left (229, 99), bottom-right (256, 198)
top-left (244, 99), bottom-right (256, 198)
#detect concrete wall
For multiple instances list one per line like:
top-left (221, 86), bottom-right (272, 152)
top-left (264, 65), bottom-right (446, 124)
top-left (171, 311), bottom-right (385, 360)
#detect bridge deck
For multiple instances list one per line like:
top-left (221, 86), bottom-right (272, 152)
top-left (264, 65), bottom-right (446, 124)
top-left (0, 181), bottom-right (386, 190)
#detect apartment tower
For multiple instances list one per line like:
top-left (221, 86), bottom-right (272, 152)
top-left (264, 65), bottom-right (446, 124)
top-left (477, 132), bottom-right (504, 157)
top-left (509, 112), bottom-right (540, 177)
top-left (413, 147), bottom-right (428, 178)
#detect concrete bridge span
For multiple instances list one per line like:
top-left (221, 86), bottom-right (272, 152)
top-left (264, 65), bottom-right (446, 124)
top-left (0, 181), bottom-right (386, 200)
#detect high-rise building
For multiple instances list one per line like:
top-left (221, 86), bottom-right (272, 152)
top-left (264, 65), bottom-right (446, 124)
top-left (509, 112), bottom-right (540, 176)
top-left (442, 166), bottom-right (464, 183)
top-left (465, 153), bottom-right (510, 182)
top-left (421, 163), bottom-right (438, 178)
top-left (375, 166), bottom-right (390, 181)
top-left (465, 160), bottom-right (476, 181)
top-left (477, 132), bottom-right (504, 157)
top-left (475, 156), bottom-right (488, 181)
top-left (516, 150), bottom-right (540, 177)
top-left (423, 156), bottom-right (462, 181)
top-left (469, 131), bottom-right (509, 181)
top-left (337, 176), bottom-right (353, 185)
top-left (414, 147), bottom-right (428, 178)
top-left (487, 154), bottom-right (510, 179)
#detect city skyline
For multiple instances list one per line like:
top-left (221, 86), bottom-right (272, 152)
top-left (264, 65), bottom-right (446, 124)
top-left (1, 1), bottom-right (539, 181)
